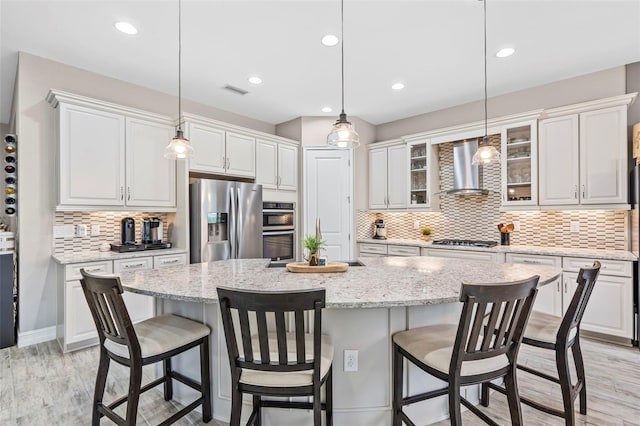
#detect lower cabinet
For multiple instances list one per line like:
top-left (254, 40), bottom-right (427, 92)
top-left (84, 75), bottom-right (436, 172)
top-left (57, 252), bottom-right (187, 352)
top-left (421, 248), bottom-right (500, 263)
top-left (506, 253), bottom-right (633, 339)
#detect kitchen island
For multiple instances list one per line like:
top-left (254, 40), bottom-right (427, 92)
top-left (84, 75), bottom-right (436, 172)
top-left (118, 257), bottom-right (561, 425)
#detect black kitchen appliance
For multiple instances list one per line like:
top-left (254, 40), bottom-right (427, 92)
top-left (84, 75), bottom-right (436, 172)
top-left (141, 217), bottom-right (163, 244)
top-left (110, 242), bottom-right (172, 253)
top-left (121, 217), bottom-right (136, 245)
top-left (262, 202), bottom-right (294, 261)
top-left (373, 219), bottom-right (387, 240)
top-left (431, 239), bottom-right (498, 248)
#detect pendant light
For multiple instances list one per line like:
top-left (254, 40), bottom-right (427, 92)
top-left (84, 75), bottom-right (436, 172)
top-left (327, 0), bottom-right (359, 149)
top-left (165, 0), bottom-right (194, 160)
top-left (472, 0), bottom-right (500, 165)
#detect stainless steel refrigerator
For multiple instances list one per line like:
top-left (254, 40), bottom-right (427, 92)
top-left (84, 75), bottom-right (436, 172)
top-left (190, 179), bottom-right (263, 263)
top-left (630, 165), bottom-right (640, 346)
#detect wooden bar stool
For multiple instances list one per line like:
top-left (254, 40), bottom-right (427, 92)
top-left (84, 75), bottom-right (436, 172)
top-left (217, 287), bottom-right (333, 426)
top-left (80, 269), bottom-right (213, 425)
top-left (392, 275), bottom-right (540, 426)
top-left (482, 261), bottom-right (601, 425)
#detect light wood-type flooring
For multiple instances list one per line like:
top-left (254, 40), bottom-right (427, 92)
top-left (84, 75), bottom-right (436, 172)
top-left (1, 337), bottom-right (639, 425)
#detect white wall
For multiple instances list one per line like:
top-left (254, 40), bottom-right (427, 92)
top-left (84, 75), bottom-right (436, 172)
top-left (15, 52), bottom-right (277, 334)
top-left (376, 66), bottom-right (627, 141)
top-left (274, 117), bottom-right (302, 142)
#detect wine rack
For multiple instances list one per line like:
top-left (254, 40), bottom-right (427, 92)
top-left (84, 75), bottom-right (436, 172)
top-left (3, 134), bottom-right (16, 215)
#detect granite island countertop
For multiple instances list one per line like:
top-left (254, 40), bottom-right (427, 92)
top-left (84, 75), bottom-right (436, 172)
top-left (358, 238), bottom-right (638, 261)
top-left (117, 257), bottom-right (562, 309)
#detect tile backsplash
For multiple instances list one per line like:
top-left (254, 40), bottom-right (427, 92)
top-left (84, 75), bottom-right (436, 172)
top-left (358, 136), bottom-right (629, 251)
top-left (53, 211), bottom-right (173, 255)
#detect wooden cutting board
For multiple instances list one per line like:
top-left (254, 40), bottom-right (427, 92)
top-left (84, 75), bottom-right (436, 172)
top-left (285, 262), bottom-right (349, 273)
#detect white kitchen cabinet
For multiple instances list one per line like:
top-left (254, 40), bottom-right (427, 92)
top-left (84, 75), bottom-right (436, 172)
top-left (58, 260), bottom-right (113, 352)
top-left (505, 253), bottom-right (563, 316)
top-left (539, 100), bottom-right (631, 207)
top-left (562, 257), bottom-right (633, 339)
top-left (113, 257), bottom-right (155, 325)
top-left (358, 243), bottom-right (388, 256)
top-left (125, 118), bottom-right (176, 207)
top-left (501, 121), bottom-right (538, 207)
top-left (56, 103), bottom-right (126, 207)
top-left (48, 90), bottom-right (177, 210)
top-left (368, 143), bottom-right (407, 210)
top-left (185, 120), bottom-right (256, 178)
top-left (153, 253), bottom-right (187, 268)
top-left (256, 139), bottom-right (298, 192)
top-left (388, 245), bottom-right (420, 257)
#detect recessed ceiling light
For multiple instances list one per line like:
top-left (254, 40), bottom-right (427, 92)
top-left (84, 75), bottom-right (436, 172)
top-left (321, 34), bottom-right (339, 47)
top-left (496, 47), bottom-right (515, 58)
top-left (321, 107), bottom-right (333, 113)
top-left (391, 82), bottom-right (405, 90)
top-left (248, 76), bottom-right (262, 85)
top-left (114, 22), bottom-right (138, 35)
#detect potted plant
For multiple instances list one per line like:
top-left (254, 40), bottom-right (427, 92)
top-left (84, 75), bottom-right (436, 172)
top-left (303, 235), bottom-right (326, 266)
top-left (420, 226), bottom-right (432, 241)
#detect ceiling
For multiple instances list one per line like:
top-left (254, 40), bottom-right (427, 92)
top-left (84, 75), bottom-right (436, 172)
top-left (1, 1), bottom-right (639, 126)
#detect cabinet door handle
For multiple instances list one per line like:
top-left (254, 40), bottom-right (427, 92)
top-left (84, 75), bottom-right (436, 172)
top-left (222, 156), bottom-right (226, 168)
top-left (227, 157), bottom-right (230, 169)
top-left (522, 259), bottom-right (540, 264)
top-left (127, 187), bottom-right (131, 201)
top-left (582, 184), bottom-right (586, 199)
top-left (161, 259), bottom-right (180, 264)
top-left (124, 262), bottom-right (145, 269)
top-left (556, 281), bottom-right (560, 292)
top-left (120, 186), bottom-right (124, 201)
top-left (564, 280), bottom-right (568, 293)
top-left (574, 185), bottom-right (578, 199)
top-left (84, 267), bottom-right (104, 273)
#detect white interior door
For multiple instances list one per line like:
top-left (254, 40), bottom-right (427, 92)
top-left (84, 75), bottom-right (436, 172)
top-left (305, 149), bottom-right (352, 262)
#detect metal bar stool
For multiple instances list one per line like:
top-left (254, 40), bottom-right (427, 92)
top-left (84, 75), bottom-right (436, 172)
top-left (392, 275), bottom-right (540, 426)
top-left (217, 287), bottom-right (333, 426)
top-left (482, 261), bottom-right (601, 425)
top-left (80, 269), bottom-right (213, 425)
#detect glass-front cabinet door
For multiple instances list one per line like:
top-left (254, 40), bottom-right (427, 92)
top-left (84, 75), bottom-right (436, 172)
top-left (501, 121), bottom-right (537, 207)
top-left (406, 139), bottom-right (431, 208)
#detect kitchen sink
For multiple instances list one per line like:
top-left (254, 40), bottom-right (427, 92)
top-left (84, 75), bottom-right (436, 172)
top-left (268, 260), bottom-right (365, 268)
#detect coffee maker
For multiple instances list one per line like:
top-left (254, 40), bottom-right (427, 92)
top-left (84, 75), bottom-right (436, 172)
top-left (373, 219), bottom-right (387, 240)
top-left (121, 217), bottom-right (136, 245)
top-left (141, 217), bottom-right (163, 244)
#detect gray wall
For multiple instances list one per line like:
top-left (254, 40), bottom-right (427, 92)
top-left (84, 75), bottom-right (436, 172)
top-left (627, 62), bottom-right (640, 130)
top-left (275, 117), bottom-right (302, 142)
top-left (15, 52), bottom-right (276, 333)
top-left (0, 123), bottom-right (8, 136)
top-left (376, 66), bottom-right (627, 141)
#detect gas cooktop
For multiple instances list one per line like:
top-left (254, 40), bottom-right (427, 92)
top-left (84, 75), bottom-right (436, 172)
top-left (431, 239), bottom-right (498, 248)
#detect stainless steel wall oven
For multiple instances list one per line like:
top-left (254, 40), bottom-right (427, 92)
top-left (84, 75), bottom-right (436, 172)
top-left (262, 202), bottom-right (295, 261)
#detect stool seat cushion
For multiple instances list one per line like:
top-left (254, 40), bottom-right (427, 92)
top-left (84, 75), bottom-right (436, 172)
top-left (105, 314), bottom-right (210, 359)
top-left (239, 333), bottom-right (333, 388)
top-left (393, 324), bottom-right (509, 377)
top-left (524, 311), bottom-right (576, 345)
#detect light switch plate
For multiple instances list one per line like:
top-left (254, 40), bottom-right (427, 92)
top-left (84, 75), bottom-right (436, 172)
top-left (76, 224), bottom-right (88, 237)
top-left (90, 225), bottom-right (100, 236)
top-left (53, 225), bottom-right (75, 238)
top-left (570, 221), bottom-right (580, 233)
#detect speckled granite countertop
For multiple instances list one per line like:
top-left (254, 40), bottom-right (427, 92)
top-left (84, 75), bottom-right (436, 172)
top-left (52, 248), bottom-right (188, 264)
top-left (117, 257), bottom-right (562, 309)
top-left (358, 238), bottom-right (638, 261)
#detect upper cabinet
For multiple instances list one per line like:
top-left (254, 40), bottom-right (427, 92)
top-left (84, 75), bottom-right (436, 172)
top-left (48, 90), bottom-right (176, 211)
top-left (406, 138), bottom-right (437, 209)
top-left (256, 139), bottom-right (298, 192)
top-left (539, 96), bottom-right (634, 208)
top-left (501, 121), bottom-right (538, 207)
top-left (369, 142), bottom-right (407, 209)
top-left (185, 118), bottom-right (255, 178)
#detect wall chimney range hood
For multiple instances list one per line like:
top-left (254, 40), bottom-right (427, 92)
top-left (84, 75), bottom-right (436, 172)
top-left (445, 139), bottom-right (489, 195)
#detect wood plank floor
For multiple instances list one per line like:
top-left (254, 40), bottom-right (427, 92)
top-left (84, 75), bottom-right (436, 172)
top-left (1, 337), bottom-right (639, 425)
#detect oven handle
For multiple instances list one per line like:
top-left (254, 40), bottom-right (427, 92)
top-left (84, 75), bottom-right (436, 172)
top-left (262, 209), bottom-right (295, 214)
top-left (263, 230), bottom-right (295, 236)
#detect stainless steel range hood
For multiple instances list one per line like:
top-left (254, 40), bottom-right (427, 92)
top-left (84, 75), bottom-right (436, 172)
top-left (445, 139), bottom-right (489, 195)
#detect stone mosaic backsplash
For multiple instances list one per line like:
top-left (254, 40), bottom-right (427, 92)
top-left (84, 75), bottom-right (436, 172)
top-left (53, 211), bottom-right (173, 255)
top-left (358, 136), bottom-right (629, 251)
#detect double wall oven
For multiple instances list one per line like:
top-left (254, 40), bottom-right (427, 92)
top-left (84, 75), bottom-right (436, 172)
top-left (262, 202), bottom-right (295, 261)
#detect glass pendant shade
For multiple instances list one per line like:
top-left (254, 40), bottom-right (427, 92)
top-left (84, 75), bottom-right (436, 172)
top-left (327, 113), bottom-right (360, 149)
top-left (472, 137), bottom-right (500, 165)
top-left (164, 128), bottom-right (194, 160)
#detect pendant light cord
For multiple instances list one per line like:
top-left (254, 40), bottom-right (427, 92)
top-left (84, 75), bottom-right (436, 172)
top-left (483, 0), bottom-right (488, 141)
top-left (178, 0), bottom-right (183, 131)
top-left (340, 0), bottom-right (345, 116)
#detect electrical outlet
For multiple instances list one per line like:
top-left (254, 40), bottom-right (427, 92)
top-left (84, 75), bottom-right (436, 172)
top-left (413, 220), bottom-right (420, 230)
top-left (344, 349), bottom-right (358, 372)
top-left (513, 221), bottom-right (520, 232)
top-left (570, 221), bottom-right (580, 233)
top-left (91, 224), bottom-right (100, 236)
top-left (76, 224), bottom-right (88, 237)
top-left (53, 225), bottom-right (75, 238)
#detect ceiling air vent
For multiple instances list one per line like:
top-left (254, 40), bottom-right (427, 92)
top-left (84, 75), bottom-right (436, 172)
top-left (223, 84), bottom-right (249, 96)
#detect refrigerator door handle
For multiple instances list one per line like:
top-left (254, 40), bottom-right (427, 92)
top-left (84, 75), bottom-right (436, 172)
top-left (229, 185), bottom-right (237, 259)
top-left (235, 187), bottom-right (241, 258)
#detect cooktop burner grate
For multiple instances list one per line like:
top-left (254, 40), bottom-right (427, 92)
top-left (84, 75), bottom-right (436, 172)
top-left (431, 239), bottom-right (498, 248)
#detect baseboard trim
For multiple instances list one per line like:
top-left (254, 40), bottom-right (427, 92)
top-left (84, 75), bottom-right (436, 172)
top-left (17, 326), bottom-right (57, 348)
